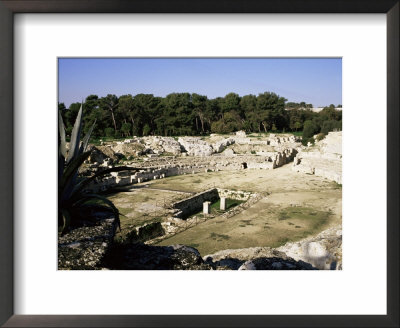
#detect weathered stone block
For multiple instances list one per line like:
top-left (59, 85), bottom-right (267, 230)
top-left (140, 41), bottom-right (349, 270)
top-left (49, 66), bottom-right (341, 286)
top-left (220, 197), bottom-right (226, 211)
top-left (203, 201), bottom-right (211, 215)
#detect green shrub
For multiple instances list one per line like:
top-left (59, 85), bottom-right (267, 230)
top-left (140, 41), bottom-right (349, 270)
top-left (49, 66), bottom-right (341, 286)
top-left (321, 120), bottom-right (342, 135)
top-left (143, 124), bottom-right (151, 136)
top-left (121, 122), bottom-right (132, 136)
top-left (315, 133), bottom-right (325, 141)
top-left (104, 127), bottom-right (114, 137)
top-left (302, 120), bottom-right (319, 139)
top-left (302, 137), bottom-right (315, 146)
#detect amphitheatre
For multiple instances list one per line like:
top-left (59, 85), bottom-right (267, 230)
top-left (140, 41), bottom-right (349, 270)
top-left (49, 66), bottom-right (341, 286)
top-left (59, 130), bottom-right (342, 270)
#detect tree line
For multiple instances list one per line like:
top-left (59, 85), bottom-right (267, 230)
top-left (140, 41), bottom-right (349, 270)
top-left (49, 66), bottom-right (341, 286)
top-left (59, 92), bottom-right (342, 142)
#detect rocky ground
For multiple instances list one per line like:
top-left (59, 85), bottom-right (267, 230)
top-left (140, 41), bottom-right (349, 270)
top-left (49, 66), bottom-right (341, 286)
top-left (58, 210), bottom-right (118, 270)
top-left (102, 243), bottom-right (315, 270)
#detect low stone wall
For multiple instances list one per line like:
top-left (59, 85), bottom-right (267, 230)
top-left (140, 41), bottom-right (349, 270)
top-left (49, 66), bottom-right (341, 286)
top-left (171, 188), bottom-right (219, 219)
top-left (153, 191), bottom-right (261, 243)
top-left (217, 188), bottom-right (252, 201)
top-left (125, 221), bottom-right (164, 243)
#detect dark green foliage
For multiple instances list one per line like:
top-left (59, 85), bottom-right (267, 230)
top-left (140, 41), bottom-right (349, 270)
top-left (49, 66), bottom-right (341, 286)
top-left (60, 92), bottom-right (342, 138)
top-left (303, 120), bottom-right (320, 139)
top-left (121, 122), bottom-right (132, 136)
top-left (315, 133), bottom-right (325, 141)
top-left (105, 127), bottom-right (114, 137)
top-left (321, 120), bottom-right (342, 135)
top-left (142, 124), bottom-right (151, 136)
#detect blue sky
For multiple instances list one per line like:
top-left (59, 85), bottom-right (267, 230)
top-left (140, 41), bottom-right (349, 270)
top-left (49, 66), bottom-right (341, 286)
top-left (58, 58), bottom-right (342, 108)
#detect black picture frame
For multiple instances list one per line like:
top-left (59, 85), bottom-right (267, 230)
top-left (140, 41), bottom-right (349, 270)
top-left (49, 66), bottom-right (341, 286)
top-left (0, 1), bottom-right (398, 327)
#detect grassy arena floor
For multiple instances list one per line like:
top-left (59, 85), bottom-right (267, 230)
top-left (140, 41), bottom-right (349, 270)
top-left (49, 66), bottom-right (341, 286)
top-left (109, 164), bottom-right (341, 255)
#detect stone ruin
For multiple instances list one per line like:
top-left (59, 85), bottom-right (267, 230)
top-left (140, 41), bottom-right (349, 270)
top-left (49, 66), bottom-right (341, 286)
top-left (83, 131), bottom-right (302, 193)
top-left (292, 131), bottom-right (342, 184)
top-left (156, 188), bottom-right (260, 240)
top-left (87, 131), bottom-right (300, 161)
top-left (83, 131), bottom-right (342, 193)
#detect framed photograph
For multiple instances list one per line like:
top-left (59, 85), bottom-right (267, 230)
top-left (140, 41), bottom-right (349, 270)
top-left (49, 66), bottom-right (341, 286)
top-left (0, 0), bottom-right (398, 327)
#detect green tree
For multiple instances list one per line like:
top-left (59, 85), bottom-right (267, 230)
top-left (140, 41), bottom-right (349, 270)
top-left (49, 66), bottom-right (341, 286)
top-left (303, 120), bottom-right (319, 139)
top-left (117, 94), bottom-right (135, 127)
top-left (240, 94), bottom-right (257, 131)
top-left (256, 92), bottom-right (286, 132)
top-left (143, 124), bottom-right (151, 136)
top-left (99, 94), bottom-right (119, 132)
top-left (294, 121), bottom-right (302, 131)
top-left (192, 93), bottom-right (208, 133)
top-left (121, 122), bottom-right (132, 137)
top-left (221, 93), bottom-right (241, 114)
top-left (83, 95), bottom-right (103, 136)
top-left (104, 127), bottom-right (114, 137)
top-left (321, 120), bottom-right (342, 134)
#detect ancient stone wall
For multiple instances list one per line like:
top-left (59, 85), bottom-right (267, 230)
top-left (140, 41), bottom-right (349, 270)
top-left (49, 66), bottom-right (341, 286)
top-left (84, 147), bottom-right (298, 193)
top-left (125, 221), bottom-right (164, 243)
top-left (171, 188), bottom-right (220, 219)
top-left (217, 188), bottom-right (252, 201)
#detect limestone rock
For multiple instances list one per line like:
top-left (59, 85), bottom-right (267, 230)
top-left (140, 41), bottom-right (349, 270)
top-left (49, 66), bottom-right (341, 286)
top-left (212, 137), bottom-right (235, 153)
top-left (87, 145), bottom-right (118, 164)
top-left (277, 225), bottom-right (342, 270)
top-left (178, 137), bottom-right (213, 156)
top-left (293, 131), bottom-right (342, 183)
top-left (112, 142), bottom-right (145, 157)
top-left (222, 148), bottom-right (235, 157)
top-left (203, 247), bottom-right (315, 270)
top-left (235, 130), bottom-right (246, 138)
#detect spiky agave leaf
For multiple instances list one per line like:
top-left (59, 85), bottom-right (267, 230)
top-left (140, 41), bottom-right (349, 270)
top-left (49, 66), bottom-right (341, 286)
top-left (66, 104), bottom-right (83, 165)
top-left (80, 119), bottom-right (96, 153)
top-left (60, 208), bottom-right (72, 234)
top-left (59, 151), bottom-right (92, 203)
top-left (58, 149), bottom-right (65, 183)
top-left (58, 110), bottom-right (67, 158)
top-left (60, 150), bottom-right (92, 191)
top-left (73, 194), bottom-right (121, 230)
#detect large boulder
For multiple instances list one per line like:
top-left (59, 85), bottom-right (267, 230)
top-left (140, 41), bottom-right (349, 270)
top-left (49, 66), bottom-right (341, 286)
top-left (203, 247), bottom-right (315, 270)
top-left (222, 148), bottom-right (235, 157)
top-left (102, 243), bottom-right (214, 270)
top-left (87, 145), bottom-right (118, 164)
top-left (212, 137), bottom-right (235, 153)
top-left (158, 137), bottom-right (182, 155)
top-left (111, 142), bottom-right (145, 157)
top-left (178, 137), bottom-right (213, 156)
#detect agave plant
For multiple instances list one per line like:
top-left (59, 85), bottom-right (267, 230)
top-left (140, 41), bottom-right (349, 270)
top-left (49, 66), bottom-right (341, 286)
top-left (58, 105), bottom-right (140, 234)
